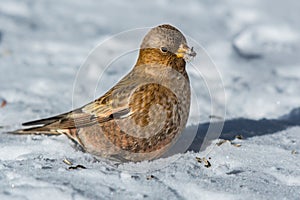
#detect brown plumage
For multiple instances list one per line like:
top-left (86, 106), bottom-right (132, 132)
top-left (12, 24), bottom-right (196, 162)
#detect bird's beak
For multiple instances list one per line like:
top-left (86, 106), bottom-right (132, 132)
top-left (176, 44), bottom-right (197, 61)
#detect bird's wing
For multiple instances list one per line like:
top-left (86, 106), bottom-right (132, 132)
top-left (21, 73), bottom-right (137, 130)
top-left (79, 71), bottom-right (138, 118)
top-left (22, 98), bottom-right (130, 130)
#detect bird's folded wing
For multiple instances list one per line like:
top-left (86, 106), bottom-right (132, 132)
top-left (21, 74), bottom-right (136, 130)
top-left (22, 101), bottom-right (130, 130)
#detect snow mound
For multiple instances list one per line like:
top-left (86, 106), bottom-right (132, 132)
top-left (232, 25), bottom-right (299, 59)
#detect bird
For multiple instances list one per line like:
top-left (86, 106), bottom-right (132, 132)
top-left (12, 24), bottom-right (196, 162)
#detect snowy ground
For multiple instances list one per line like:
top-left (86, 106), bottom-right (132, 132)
top-left (0, 0), bottom-right (300, 199)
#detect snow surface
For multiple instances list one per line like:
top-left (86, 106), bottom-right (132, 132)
top-left (0, 0), bottom-right (300, 199)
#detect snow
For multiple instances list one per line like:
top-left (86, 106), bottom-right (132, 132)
top-left (0, 0), bottom-right (300, 199)
top-left (233, 25), bottom-right (299, 58)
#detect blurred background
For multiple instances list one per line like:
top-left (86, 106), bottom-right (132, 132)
top-left (1, 0), bottom-right (300, 126)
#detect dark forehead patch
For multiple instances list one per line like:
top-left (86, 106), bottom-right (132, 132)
top-left (158, 24), bottom-right (181, 32)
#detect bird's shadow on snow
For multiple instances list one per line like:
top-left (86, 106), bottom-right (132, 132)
top-left (165, 107), bottom-right (300, 156)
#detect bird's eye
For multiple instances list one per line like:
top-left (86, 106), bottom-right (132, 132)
top-left (160, 47), bottom-right (168, 53)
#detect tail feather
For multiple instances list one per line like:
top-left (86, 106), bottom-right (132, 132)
top-left (22, 113), bottom-right (67, 126)
top-left (10, 126), bottom-right (62, 135)
top-left (12, 111), bottom-right (71, 135)
top-left (22, 118), bottom-right (58, 126)
top-left (10, 126), bottom-right (83, 147)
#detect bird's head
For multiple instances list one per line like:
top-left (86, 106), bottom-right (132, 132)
top-left (136, 24), bottom-right (196, 72)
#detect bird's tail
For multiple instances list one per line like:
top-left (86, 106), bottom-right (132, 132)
top-left (10, 126), bottom-right (62, 135)
top-left (9, 113), bottom-right (69, 135)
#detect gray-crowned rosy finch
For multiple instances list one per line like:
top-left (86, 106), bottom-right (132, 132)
top-left (13, 24), bottom-right (196, 162)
